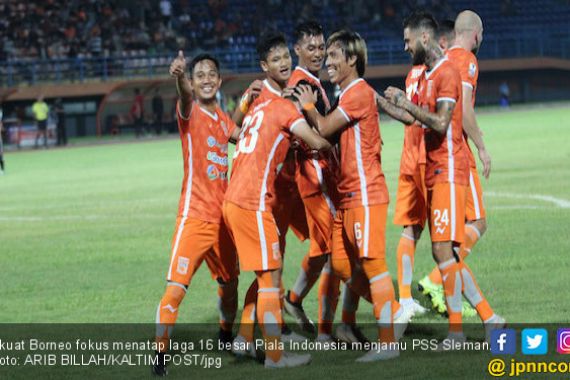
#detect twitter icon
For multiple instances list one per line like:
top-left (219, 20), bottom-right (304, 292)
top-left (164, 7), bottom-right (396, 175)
top-left (522, 329), bottom-right (548, 355)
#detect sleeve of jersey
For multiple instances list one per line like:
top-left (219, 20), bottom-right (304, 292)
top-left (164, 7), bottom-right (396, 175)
top-left (435, 67), bottom-right (460, 104)
top-left (281, 102), bottom-right (305, 134)
top-left (459, 55), bottom-right (478, 90)
top-left (337, 88), bottom-right (365, 123)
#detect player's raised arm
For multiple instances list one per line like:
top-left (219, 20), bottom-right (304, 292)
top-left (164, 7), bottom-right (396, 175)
top-left (291, 119), bottom-right (332, 151)
top-left (385, 86), bottom-right (455, 135)
top-left (170, 50), bottom-right (192, 118)
top-left (294, 84), bottom-right (348, 138)
top-left (375, 92), bottom-right (416, 125)
top-left (463, 88), bottom-right (491, 178)
top-left (231, 79), bottom-right (263, 127)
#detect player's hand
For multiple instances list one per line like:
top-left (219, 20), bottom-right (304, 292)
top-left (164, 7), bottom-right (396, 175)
top-left (478, 147), bottom-right (492, 179)
top-left (384, 86), bottom-right (405, 106)
top-left (170, 50), bottom-right (187, 78)
top-left (294, 84), bottom-right (317, 107)
top-left (282, 86), bottom-right (295, 99)
top-left (246, 80), bottom-right (263, 103)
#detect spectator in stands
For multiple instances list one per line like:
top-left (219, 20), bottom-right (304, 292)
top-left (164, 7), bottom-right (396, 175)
top-left (152, 89), bottom-right (164, 135)
top-left (499, 81), bottom-right (510, 108)
top-left (130, 88), bottom-right (145, 138)
top-left (54, 98), bottom-right (67, 146)
top-left (160, 0), bottom-right (173, 28)
top-left (32, 94), bottom-right (49, 148)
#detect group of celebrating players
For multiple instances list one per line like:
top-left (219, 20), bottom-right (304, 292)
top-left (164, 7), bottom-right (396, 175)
top-left (151, 9), bottom-right (506, 375)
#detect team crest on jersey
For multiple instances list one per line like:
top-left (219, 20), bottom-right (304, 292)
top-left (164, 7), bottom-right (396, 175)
top-left (177, 257), bottom-right (190, 275)
top-left (207, 164), bottom-right (219, 180)
top-left (468, 62), bottom-right (477, 78)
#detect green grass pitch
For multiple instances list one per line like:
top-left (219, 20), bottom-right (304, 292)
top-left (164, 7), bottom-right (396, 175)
top-left (1, 104), bottom-right (569, 378)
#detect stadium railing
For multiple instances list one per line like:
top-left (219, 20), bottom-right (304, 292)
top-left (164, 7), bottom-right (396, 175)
top-left (1, 36), bottom-right (569, 87)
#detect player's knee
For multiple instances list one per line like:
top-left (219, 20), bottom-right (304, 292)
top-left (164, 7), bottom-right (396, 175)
top-left (361, 258), bottom-right (388, 278)
top-left (431, 242), bottom-right (454, 263)
top-left (411, 225), bottom-right (423, 241)
top-left (473, 219), bottom-right (487, 236)
top-left (331, 257), bottom-right (351, 282)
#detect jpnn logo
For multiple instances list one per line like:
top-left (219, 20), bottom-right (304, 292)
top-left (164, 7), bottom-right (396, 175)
top-left (491, 329), bottom-right (516, 355)
top-left (522, 329), bottom-right (548, 355)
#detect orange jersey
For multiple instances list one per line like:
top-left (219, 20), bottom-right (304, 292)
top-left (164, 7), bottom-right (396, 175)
top-left (176, 102), bottom-right (237, 223)
top-left (336, 78), bottom-right (389, 209)
top-left (400, 65), bottom-right (426, 176)
top-left (417, 58), bottom-right (470, 188)
top-left (225, 97), bottom-right (305, 212)
top-left (288, 66), bottom-right (336, 199)
top-left (447, 46), bottom-right (479, 168)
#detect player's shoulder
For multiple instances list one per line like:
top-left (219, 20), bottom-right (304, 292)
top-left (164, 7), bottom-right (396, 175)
top-left (288, 66), bottom-right (320, 87)
top-left (340, 78), bottom-right (373, 100)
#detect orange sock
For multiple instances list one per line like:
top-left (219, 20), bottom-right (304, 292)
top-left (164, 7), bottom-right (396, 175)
top-left (237, 279), bottom-right (258, 342)
top-left (428, 225), bottom-right (482, 285)
top-left (341, 284), bottom-right (360, 325)
top-left (318, 258), bottom-right (340, 335)
top-left (362, 259), bottom-right (396, 343)
top-left (217, 278), bottom-right (238, 332)
top-left (459, 260), bottom-right (495, 322)
top-left (290, 254), bottom-right (326, 304)
top-left (438, 258), bottom-right (463, 333)
top-left (458, 224), bottom-right (481, 260)
top-left (155, 283), bottom-right (186, 352)
top-left (257, 271), bottom-right (283, 363)
top-left (397, 233), bottom-right (416, 299)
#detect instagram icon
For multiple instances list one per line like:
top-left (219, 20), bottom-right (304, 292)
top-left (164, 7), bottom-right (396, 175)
top-left (557, 329), bottom-right (570, 354)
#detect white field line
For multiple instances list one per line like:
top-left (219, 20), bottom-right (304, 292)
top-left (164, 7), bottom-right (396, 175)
top-left (0, 214), bottom-right (171, 222)
top-left (486, 191), bottom-right (570, 209)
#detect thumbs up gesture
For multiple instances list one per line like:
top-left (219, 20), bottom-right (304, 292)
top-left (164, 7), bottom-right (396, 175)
top-left (170, 50), bottom-right (187, 78)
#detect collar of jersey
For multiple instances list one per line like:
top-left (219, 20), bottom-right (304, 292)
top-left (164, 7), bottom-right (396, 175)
top-left (339, 78), bottom-right (364, 100)
top-left (197, 104), bottom-right (218, 121)
top-left (424, 57), bottom-right (448, 79)
top-left (263, 79), bottom-right (282, 96)
top-left (295, 66), bottom-right (321, 84)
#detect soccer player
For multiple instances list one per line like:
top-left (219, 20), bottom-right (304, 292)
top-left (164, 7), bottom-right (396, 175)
top-left (377, 61), bottom-right (428, 317)
top-left (295, 29), bottom-right (408, 361)
top-left (229, 34), bottom-right (307, 356)
top-left (283, 20), bottom-right (362, 343)
top-left (419, 10), bottom-right (493, 318)
top-left (152, 52), bottom-right (240, 376)
top-left (383, 11), bottom-right (504, 345)
top-left (223, 33), bottom-right (332, 368)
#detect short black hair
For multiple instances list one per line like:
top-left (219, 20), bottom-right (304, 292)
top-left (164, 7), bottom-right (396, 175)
top-left (189, 53), bottom-right (220, 77)
top-left (438, 19), bottom-right (455, 39)
top-left (294, 20), bottom-right (324, 43)
top-left (403, 10), bottom-right (439, 36)
top-left (256, 31), bottom-right (288, 61)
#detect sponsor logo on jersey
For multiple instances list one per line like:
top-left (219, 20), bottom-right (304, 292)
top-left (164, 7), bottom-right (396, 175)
top-left (468, 62), bottom-right (477, 78)
top-left (207, 151), bottom-right (228, 166)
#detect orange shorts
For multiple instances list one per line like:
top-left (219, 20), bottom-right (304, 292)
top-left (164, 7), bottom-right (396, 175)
top-left (223, 201), bottom-right (282, 272)
top-left (166, 217), bottom-right (239, 285)
top-left (332, 204), bottom-right (388, 260)
top-left (273, 189), bottom-right (309, 254)
top-left (427, 182), bottom-right (467, 244)
top-left (303, 192), bottom-right (336, 257)
top-left (466, 167), bottom-right (486, 221)
top-left (393, 164), bottom-right (427, 228)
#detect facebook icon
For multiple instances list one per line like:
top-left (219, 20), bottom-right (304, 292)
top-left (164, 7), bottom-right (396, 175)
top-left (491, 329), bottom-right (516, 354)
